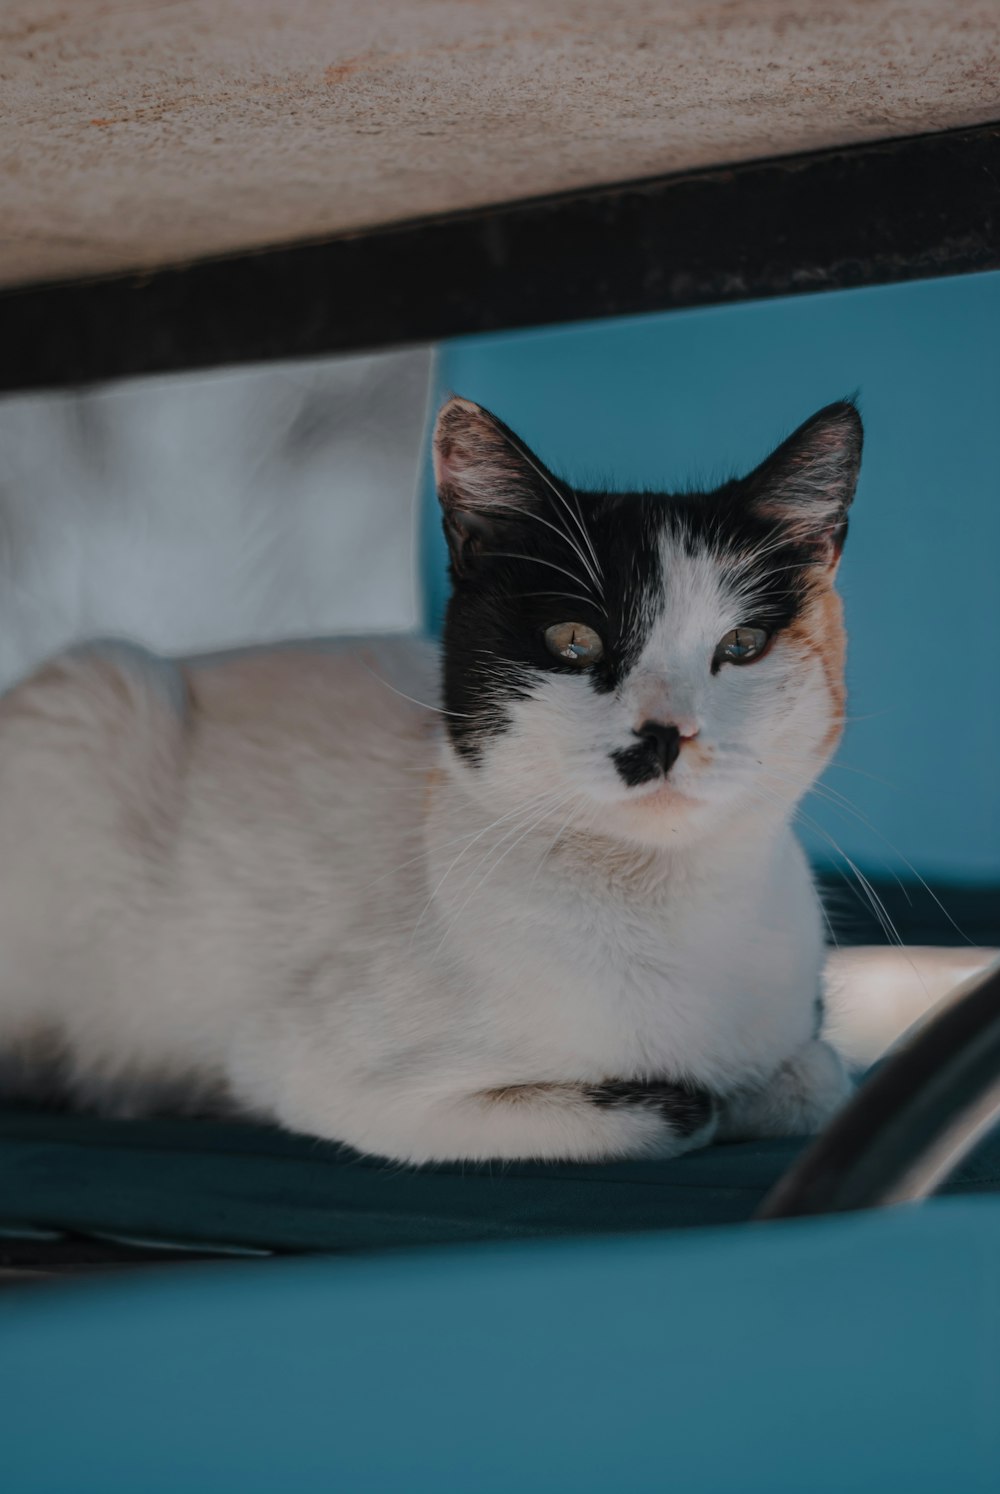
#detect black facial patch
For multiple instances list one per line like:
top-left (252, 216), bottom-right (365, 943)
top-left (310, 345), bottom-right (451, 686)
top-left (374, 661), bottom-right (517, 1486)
top-left (437, 400), bottom-right (861, 764)
top-left (610, 740), bottom-right (664, 789)
top-left (585, 1079), bottom-right (717, 1137)
top-left (441, 487), bottom-right (669, 760)
top-left (611, 721), bottom-right (683, 787)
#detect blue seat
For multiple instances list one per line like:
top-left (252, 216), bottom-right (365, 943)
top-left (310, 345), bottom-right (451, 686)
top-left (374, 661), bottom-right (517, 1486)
top-left (3, 1198), bottom-right (1000, 1493)
top-left (1, 1104), bottom-right (999, 1256)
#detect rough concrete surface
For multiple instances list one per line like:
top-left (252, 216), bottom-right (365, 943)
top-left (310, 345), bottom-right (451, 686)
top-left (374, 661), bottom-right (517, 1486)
top-left (2, 1), bottom-right (999, 287)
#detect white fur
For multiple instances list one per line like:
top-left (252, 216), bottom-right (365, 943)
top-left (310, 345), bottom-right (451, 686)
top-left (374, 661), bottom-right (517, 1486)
top-left (0, 520), bottom-right (849, 1164)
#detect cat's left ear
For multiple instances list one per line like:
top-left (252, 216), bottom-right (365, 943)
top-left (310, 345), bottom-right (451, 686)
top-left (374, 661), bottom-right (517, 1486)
top-left (433, 396), bottom-right (553, 576)
top-left (745, 401), bottom-right (863, 567)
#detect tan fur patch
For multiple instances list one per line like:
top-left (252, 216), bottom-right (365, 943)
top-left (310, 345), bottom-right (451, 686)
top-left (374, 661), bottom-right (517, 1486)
top-left (555, 830), bottom-right (661, 891)
top-left (684, 738), bottom-right (714, 769)
top-left (482, 1082), bottom-right (578, 1106)
top-left (422, 764), bottom-right (444, 815)
top-left (785, 581), bottom-right (847, 757)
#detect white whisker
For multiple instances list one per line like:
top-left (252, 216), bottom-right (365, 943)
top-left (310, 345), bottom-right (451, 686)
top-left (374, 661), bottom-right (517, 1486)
top-left (519, 590), bottom-right (605, 614)
top-left (514, 506), bottom-right (605, 596)
top-left (768, 761), bottom-right (974, 946)
top-left (491, 422), bottom-right (605, 590)
top-left (432, 790), bottom-right (577, 956)
top-left (361, 661), bottom-right (473, 719)
top-left (489, 551), bottom-right (604, 602)
top-left (410, 790), bottom-right (561, 945)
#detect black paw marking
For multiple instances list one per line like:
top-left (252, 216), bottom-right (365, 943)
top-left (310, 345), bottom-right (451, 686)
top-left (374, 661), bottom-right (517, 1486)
top-left (585, 1080), bottom-right (716, 1136)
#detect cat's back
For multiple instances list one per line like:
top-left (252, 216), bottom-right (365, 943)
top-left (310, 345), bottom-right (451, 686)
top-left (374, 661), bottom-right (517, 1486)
top-left (185, 633), bottom-right (437, 772)
top-left (178, 634), bottom-right (441, 864)
top-left (0, 632), bottom-right (439, 856)
top-left (0, 630), bottom-right (439, 1075)
top-left (0, 634), bottom-right (440, 1015)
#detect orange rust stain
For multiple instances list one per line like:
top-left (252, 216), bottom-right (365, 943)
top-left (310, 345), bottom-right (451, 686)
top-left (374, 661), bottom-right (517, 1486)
top-left (322, 24), bottom-right (578, 86)
top-left (88, 80), bottom-right (296, 131)
top-left (324, 57), bottom-right (368, 84)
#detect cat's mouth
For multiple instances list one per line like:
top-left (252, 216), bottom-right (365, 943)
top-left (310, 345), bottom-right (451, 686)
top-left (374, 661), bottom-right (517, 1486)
top-left (626, 780), bottom-right (704, 811)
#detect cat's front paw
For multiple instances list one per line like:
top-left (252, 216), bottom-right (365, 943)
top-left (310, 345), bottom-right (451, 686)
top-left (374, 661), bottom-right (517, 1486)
top-left (585, 1080), bottom-right (718, 1157)
top-left (716, 1039), bottom-right (851, 1141)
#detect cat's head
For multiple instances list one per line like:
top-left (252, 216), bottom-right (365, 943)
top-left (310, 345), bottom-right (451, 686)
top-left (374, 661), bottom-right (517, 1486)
top-left (433, 395), bottom-right (862, 848)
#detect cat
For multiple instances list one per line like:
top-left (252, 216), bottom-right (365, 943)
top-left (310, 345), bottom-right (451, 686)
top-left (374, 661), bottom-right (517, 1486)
top-left (0, 394), bottom-right (862, 1164)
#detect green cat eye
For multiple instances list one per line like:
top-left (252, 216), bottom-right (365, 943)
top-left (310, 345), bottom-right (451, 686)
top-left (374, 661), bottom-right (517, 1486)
top-left (544, 622), bottom-right (605, 666)
top-left (715, 626), bottom-right (771, 666)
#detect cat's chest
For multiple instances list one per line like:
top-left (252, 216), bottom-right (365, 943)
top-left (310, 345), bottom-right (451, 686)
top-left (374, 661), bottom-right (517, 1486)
top-left (449, 852), bottom-right (822, 1086)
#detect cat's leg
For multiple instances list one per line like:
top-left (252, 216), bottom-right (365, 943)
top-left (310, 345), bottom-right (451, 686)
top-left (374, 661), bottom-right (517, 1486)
top-left (271, 1075), bottom-right (718, 1166)
top-left (715, 1038), bottom-right (851, 1141)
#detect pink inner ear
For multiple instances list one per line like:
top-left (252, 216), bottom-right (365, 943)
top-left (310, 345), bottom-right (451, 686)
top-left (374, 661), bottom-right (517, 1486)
top-left (432, 435), bottom-right (458, 492)
top-left (433, 398), bottom-right (539, 517)
top-left (433, 399), bottom-right (501, 500)
top-left (786, 427), bottom-right (854, 507)
top-left (434, 430), bottom-right (486, 496)
top-left (750, 404), bottom-right (862, 549)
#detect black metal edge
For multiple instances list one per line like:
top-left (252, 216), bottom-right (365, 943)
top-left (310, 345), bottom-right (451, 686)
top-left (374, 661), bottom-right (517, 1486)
top-left (0, 1233), bottom-right (271, 1285)
top-left (756, 958), bottom-right (1000, 1219)
top-left (2, 122), bottom-right (999, 394)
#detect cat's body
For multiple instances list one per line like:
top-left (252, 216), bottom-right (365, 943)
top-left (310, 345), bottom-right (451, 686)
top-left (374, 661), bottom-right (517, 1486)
top-left (0, 397), bottom-right (863, 1162)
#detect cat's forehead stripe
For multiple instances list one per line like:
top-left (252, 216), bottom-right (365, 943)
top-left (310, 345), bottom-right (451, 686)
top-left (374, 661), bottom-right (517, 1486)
top-left (586, 497), bottom-right (808, 663)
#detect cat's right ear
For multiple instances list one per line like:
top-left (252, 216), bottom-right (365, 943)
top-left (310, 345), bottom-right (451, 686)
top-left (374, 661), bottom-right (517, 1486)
top-left (433, 396), bottom-right (551, 576)
top-left (744, 401), bottom-right (864, 567)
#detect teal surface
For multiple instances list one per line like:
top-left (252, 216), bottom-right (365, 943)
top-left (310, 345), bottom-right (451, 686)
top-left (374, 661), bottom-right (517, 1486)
top-left (3, 1199), bottom-right (1000, 1493)
top-left (422, 271), bottom-right (1000, 884)
top-left (2, 1107), bottom-right (999, 1254)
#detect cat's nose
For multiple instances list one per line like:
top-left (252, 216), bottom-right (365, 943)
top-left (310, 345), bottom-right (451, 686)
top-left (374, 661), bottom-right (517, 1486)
top-left (634, 720), bottom-right (682, 775)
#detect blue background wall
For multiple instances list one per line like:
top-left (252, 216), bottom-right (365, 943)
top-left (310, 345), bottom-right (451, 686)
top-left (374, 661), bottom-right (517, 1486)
top-left (422, 272), bottom-right (1000, 885)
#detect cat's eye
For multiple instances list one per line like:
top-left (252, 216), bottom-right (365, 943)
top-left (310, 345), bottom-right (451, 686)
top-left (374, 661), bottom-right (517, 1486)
top-left (714, 626), bottom-right (770, 666)
top-left (544, 622), bottom-right (605, 666)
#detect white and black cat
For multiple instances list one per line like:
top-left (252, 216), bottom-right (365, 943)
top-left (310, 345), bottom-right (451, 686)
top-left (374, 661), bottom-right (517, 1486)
top-left (0, 394), bottom-right (862, 1162)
